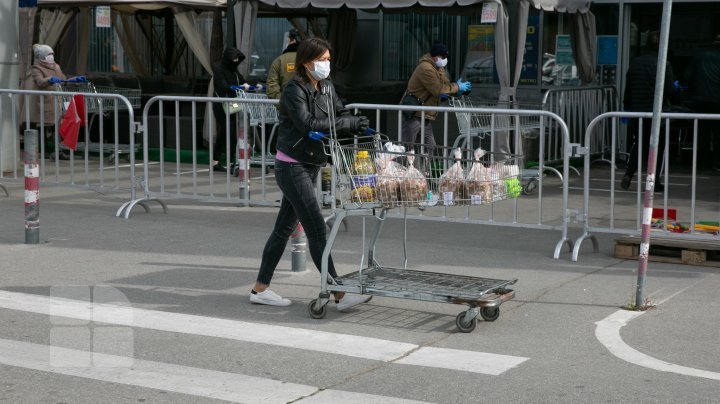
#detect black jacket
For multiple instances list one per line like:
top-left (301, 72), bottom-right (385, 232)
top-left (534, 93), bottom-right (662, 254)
top-left (214, 48), bottom-right (246, 98)
top-left (276, 76), bottom-right (351, 166)
top-left (685, 47), bottom-right (720, 106)
top-left (624, 52), bottom-right (674, 112)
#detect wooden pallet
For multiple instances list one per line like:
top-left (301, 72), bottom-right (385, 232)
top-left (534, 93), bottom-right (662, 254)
top-left (615, 235), bottom-right (720, 268)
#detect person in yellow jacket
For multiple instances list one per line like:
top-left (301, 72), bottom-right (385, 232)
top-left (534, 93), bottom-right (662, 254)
top-left (267, 29), bottom-right (302, 100)
top-left (401, 42), bottom-right (471, 146)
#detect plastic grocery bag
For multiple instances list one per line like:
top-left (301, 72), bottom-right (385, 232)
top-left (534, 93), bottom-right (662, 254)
top-left (59, 94), bottom-right (85, 151)
top-left (465, 148), bottom-right (492, 204)
top-left (439, 148), bottom-right (465, 206)
top-left (398, 151), bottom-right (427, 206)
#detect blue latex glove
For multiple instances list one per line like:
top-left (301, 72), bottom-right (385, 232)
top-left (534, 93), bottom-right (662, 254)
top-left (456, 78), bottom-right (472, 95)
top-left (48, 76), bottom-right (62, 84)
top-left (69, 76), bottom-right (87, 83)
top-left (308, 131), bottom-right (327, 141)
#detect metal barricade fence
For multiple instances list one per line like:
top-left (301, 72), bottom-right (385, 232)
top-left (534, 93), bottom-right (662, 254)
top-left (345, 102), bottom-right (574, 259)
top-left (541, 86), bottom-right (619, 165)
top-left (117, 95), bottom-right (281, 218)
top-left (0, 88), bottom-right (139, 203)
top-left (572, 111), bottom-right (720, 262)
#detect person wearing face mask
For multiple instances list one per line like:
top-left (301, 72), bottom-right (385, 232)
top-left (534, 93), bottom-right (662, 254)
top-left (211, 47), bottom-right (257, 172)
top-left (29, 44), bottom-right (83, 160)
top-left (401, 42), bottom-right (471, 147)
top-left (250, 37), bottom-right (371, 310)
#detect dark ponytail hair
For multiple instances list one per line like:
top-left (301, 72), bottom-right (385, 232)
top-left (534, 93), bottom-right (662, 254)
top-left (295, 37), bottom-right (332, 81)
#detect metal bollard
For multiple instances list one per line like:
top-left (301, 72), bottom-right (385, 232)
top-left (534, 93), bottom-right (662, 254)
top-left (24, 129), bottom-right (39, 244)
top-left (291, 223), bottom-right (307, 272)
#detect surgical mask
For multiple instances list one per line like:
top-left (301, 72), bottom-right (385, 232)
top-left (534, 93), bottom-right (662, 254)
top-left (310, 60), bottom-right (331, 80)
top-left (45, 55), bottom-right (54, 63)
top-left (435, 57), bottom-right (447, 68)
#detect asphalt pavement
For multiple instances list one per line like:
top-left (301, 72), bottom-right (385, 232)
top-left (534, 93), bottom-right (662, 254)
top-left (0, 183), bottom-right (719, 403)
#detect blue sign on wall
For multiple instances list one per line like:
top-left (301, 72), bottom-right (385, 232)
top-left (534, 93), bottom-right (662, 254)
top-left (19, 0), bottom-right (38, 7)
top-left (597, 35), bottom-right (618, 65)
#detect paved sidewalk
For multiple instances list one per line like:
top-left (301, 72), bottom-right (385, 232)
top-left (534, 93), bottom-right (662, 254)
top-left (0, 183), bottom-right (719, 403)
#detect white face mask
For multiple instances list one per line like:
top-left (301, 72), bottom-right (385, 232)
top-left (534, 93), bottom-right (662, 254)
top-left (310, 60), bottom-right (331, 80)
top-left (435, 57), bottom-right (447, 68)
top-left (45, 55), bottom-right (55, 63)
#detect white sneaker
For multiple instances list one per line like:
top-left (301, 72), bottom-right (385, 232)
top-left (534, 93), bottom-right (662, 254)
top-left (336, 294), bottom-right (372, 312)
top-left (250, 289), bottom-right (292, 306)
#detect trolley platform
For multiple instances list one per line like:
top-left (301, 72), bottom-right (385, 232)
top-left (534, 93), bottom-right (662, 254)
top-left (309, 134), bottom-right (518, 333)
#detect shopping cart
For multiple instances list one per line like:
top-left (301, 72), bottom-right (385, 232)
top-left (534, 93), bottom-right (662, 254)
top-left (449, 96), bottom-right (544, 194)
top-left (54, 80), bottom-right (141, 162)
top-left (309, 135), bottom-right (518, 333)
top-left (230, 88), bottom-right (279, 175)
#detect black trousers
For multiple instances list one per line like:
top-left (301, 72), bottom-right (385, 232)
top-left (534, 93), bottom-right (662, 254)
top-left (256, 160), bottom-right (338, 285)
top-left (624, 118), bottom-right (666, 180)
top-left (212, 103), bottom-right (238, 163)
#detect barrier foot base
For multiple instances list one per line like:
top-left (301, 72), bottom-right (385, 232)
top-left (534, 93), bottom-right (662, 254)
top-left (553, 237), bottom-right (574, 260)
top-left (571, 232), bottom-right (599, 262)
top-left (0, 184), bottom-right (8, 197)
top-left (116, 198), bottom-right (168, 219)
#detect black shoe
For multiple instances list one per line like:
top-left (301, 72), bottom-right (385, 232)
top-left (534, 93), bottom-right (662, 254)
top-left (620, 175), bottom-right (632, 190)
top-left (212, 163), bottom-right (226, 172)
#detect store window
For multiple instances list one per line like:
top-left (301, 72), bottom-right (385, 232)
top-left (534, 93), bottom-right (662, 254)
top-left (382, 12), bottom-right (465, 81)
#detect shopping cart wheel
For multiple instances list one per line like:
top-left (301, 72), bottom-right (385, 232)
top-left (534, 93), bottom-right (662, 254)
top-left (307, 299), bottom-right (328, 319)
top-left (523, 179), bottom-right (537, 195)
top-left (231, 164), bottom-right (240, 177)
top-left (479, 307), bottom-right (500, 322)
top-left (455, 311), bottom-right (477, 333)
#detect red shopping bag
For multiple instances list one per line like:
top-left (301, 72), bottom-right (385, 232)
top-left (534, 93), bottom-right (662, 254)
top-left (59, 94), bottom-right (85, 150)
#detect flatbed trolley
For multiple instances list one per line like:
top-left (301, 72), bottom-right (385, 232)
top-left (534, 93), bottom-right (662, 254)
top-left (308, 135), bottom-right (518, 333)
top-left (55, 81), bottom-right (141, 162)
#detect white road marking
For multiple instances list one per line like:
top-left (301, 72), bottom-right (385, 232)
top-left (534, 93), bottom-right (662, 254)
top-left (0, 290), bottom-right (528, 375)
top-left (397, 347), bottom-right (528, 375)
top-left (298, 389), bottom-right (431, 403)
top-left (0, 338), bottom-right (429, 403)
top-left (595, 286), bottom-right (720, 381)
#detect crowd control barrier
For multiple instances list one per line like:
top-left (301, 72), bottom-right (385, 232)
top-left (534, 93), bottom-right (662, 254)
top-left (117, 95), bottom-right (281, 218)
top-left (345, 102), bottom-right (574, 259)
top-left (541, 86), bottom-right (619, 166)
top-left (572, 111), bottom-right (720, 261)
top-left (0, 88), bottom-right (140, 203)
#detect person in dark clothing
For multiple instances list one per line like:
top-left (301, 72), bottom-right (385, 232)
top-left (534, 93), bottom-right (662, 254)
top-left (212, 47), bottom-right (255, 172)
top-left (251, 37), bottom-right (371, 310)
top-left (684, 34), bottom-right (720, 170)
top-left (621, 31), bottom-right (674, 192)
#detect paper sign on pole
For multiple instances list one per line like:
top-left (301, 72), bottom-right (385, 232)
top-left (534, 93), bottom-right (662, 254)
top-left (96, 6), bottom-right (111, 28)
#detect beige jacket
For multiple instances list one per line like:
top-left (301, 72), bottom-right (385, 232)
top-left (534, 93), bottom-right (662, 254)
top-left (29, 61), bottom-right (67, 124)
top-left (405, 54), bottom-right (458, 120)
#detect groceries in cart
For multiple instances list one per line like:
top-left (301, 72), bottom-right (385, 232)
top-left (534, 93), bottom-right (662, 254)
top-left (398, 151), bottom-right (428, 206)
top-left (375, 142), bottom-right (406, 208)
top-left (465, 148), bottom-right (492, 204)
top-left (439, 148), bottom-right (466, 206)
top-left (350, 150), bottom-right (377, 202)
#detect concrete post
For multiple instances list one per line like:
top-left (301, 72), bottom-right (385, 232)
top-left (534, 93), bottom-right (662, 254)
top-left (291, 223), bottom-right (307, 272)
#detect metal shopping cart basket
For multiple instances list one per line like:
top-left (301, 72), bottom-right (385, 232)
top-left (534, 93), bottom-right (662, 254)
top-left (54, 80), bottom-right (141, 161)
top-left (449, 96), bottom-right (544, 194)
top-left (309, 135), bottom-right (518, 333)
top-left (231, 89), bottom-right (279, 174)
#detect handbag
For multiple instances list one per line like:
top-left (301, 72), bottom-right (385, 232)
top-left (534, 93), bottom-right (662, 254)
top-left (223, 100), bottom-right (243, 115)
top-left (400, 91), bottom-right (428, 120)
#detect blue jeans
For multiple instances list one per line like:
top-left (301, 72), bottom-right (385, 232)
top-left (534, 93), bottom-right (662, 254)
top-left (256, 160), bottom-right (337, 285)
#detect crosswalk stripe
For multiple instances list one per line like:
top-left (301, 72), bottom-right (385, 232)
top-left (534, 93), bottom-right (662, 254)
top-left (397, 347), bottom-right (528, 375)
top-left (0, 290), bottom-right (415, 362)
top-left (0, 338), bottom-right (431, 403)
top-left (0, 290), bottom-right (529, 375)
